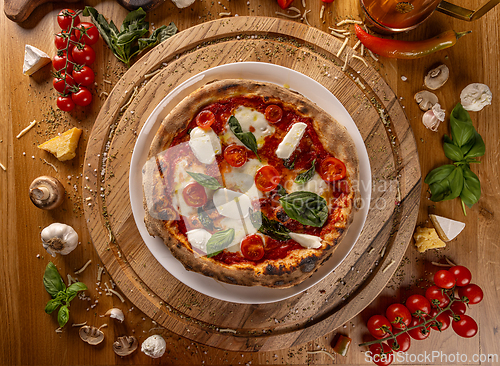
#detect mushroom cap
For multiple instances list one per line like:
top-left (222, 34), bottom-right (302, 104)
top-left (79, 325), bottom-right (105, 345)
top-left (29, 176), bottom-right (65, 210)
top-left (424, 64), bottom-right (449, 90)
top-left (414, 90), bottom-right (439, 111)
top-left (113, 336), bottom-right (138, 357)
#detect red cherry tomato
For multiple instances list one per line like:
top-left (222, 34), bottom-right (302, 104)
top-left (195, 110), bottom-right (216, 129)
top-left (425, 285), bottom-right (451, 308)
top-left (388, 332), bottom-right (411, 352)
top-left (434, 270), bottom-right (456, 289)
top-left (240, 234), bottom-right (265, 261)
top-left (458, 284), bottom-right (483, 305)
top-left (74, 22), bottom-right (99, 45)
top-left (223, 144), bottom-right (247, 167)
top-left (447, 301), bottom-right (467, 317)
top-left (429, 308), bottom-right (451, 331)
top-left (72, 66), bottom-right (95, 86)
top-left (321, 0), bottom-right (334, 2)
top-left (71, 86), bottom-right (92, 107)
top-left (452, 314), bottom-right (478, 338)
top-left (53, 73), bottom-right (75, 94)
top-left (255, 165), bottom-right (281, 192)
top-left (54, 31), bottom-right (77, 51)
top-left (53, 52), bottom-right (74, 73)
top-left (407, 317), bottom-right (431, 340)
top-left (57, 9), bottom-right (80, 30)
top-left (369, 343), bottom-right (394, 366)
top-left (449, 266), bottom-right (472, 287)
top-left (385, 303), bottom-right (411, 330)
top-left (264, 105), bottom-right (283, 123)
top-left (71, 44), bottom-right (96, 65)
top-left (277, 0), bottom-right (294, 10)
top-left (182, 182), bottom-right (207, 207)
top-left (56, 96), bottom-right (75, 112)
top-left (319, 157), bottom-right (346, 182)
top-left (367, 315), bottom-right (392, 339)
top-left (405, 294), bottom-right (431, 317)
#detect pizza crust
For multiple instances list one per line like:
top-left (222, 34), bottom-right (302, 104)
top-left (143, 79), bottom-right (359, 288)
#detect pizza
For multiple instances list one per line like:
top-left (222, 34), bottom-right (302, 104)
top-left (142, 79), bottom-right (359, 288)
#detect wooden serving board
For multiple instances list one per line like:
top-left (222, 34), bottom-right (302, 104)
top-left (82, 16), bottom-right (421, 352)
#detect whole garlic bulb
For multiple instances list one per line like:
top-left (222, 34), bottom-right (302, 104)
top-left (41, 223), bottom-right (79, 257)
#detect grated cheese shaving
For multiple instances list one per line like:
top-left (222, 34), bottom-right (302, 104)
top-left (98, 323), bottom-right (108, 330)
top-left (276, 7), bottom-right (301, 19)
top-left (342, 54), bottom-right (349, 72)
top-left (361, 44), bottom-right (365, 56)
top-left (307, 350), bottom-right (335, 361)
top-left (107, 288), bottom-right (125, 302)
top-left (331, 31), bottom-right (346, 39)
top-left (0, 162), bottom-right (6, 171)
top-left (329, 27), bottom-right (348, 33)
top-left (336, 37), bottom-right (349, 58)
top-left (42, 159), bottom-right (58, 172)
top-left (55, 327), bottom-right (63, 333)
top-left (16, 120), bottom-right (37, 139)
top-left (354, 76), bottom-right (367, 89)
top-left (302, 9), bottom-right (311, 26)
top-left (302, 0), bottom-right (306, 8)
top-left (336, 19), bottom-right (363, 26)
top-left (219, 328), bottom-right (237, 333)
top-left (97, 265), bottom-right (105, 282)
top-left (144, 69), bottom-right (161, 79)
top-left (218, 12), bottom-right (232, 17)
top-left (120, 86), bottom-right (138, 112)
top-left (319, 5), bottom-right (325, 20)
top-left (74, 259), bottom-right (92, 275)
top-left (99, 91), bottom-right (109, 98)
top-left (67, 274), bottom-right (77, 285)
top-left (352, 55), bottom-right (368, 67)
top-left (368, 49), bottom-right (379, 62)
top-left (445, 257), bottom-right (457, 266)
top-left (103, 79), bottom-right (112, 84)
top-left (368, 247), bottom-right (375, 254)
top-left (72, 321), bottom-right (87, 327)
top-left (352, 40), bottom-right (361, 50)
top-left (382, 259), bottom-right (396, 273)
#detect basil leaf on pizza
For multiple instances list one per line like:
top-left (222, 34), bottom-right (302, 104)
top-left (186, 171), bottom-right (222, 190)
top-left (279, 192), bottom-right (328, 227)
top-left (295, 159), bottom-right (316, 184)
top-left (206, 228), bottom-right (235, 258)
top-left (249, 209), bottom-right (291, 241)
top-left (228, 116), bottom-right (260, 160)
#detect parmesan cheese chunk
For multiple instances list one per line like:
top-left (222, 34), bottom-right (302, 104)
top-left (413, 227), bottom-right (446, 253)
top-left (429, 214), bottom-right (465, 242)
top-left (38, 127), bottom-right (82, 161)
top-left (276, 122), bottom-right (307, 159)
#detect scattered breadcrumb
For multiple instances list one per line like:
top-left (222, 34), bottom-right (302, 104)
top-left (74, 259), bottom-right (92, 275)
top-left (336, 37), bottom-right (349, 58)
top-left (16, 120), bottom-right (36, 139)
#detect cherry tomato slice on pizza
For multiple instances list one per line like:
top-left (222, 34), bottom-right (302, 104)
top-left (182, 182), bottom-right (207, 207)
top-left (264, 105), bottom-right (283, 123)
top-left (255, 165), bottom-right (281, 192)
top-left (223, 144), bottom-right (247, 167)
top-left (319, 157), bottom-right (346, 182)
top-left (241, 234), bottom-right (265, 261)
top-left (195, 110), bottom-right (216, 129)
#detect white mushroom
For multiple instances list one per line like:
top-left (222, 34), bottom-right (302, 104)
top-left (422, 103), bottom-right (446, 132)
top-left (171, 0), bottom-right (195, 8)
top-left (424, 65), bottom-right (449, 90)
top-left (460, 83), bottom-right (492, 111)
top-left (414, 90), bottom-right (439, 111)
top-left (104, 308), bottom-right (125, 322)
top-left (79, 325), bottom-right (105, 345)
top-left (113, 336), bottom-right (138, 357)
top-left (29, 176), bottom-right (65, 210)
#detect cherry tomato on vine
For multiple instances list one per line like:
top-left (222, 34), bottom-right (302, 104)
top-left (429, 308), bottom-right (451, 331)
top-left (425, 285), bottom-right (451, 308)
top-left (72, 66), bottom-right (95, 86)
top-left (388, 332), bottom-right (411, 352)
top-left (71, 86), bottom-right (92, 107)
top-left (407, 317), bottom-right (431, 340)
top-left (319, 157), bottom-right (346, 182)
top-left (385, 303), bottom-right (411, 330)
top-left (445, 300), bottom-right (467, 317)
top-left (71, 44), bottom-right (96, 65)
top-left (449, 266), bottom-right (472, 287)
top-left (53, 52), bottom-right (74, 73)
top-left (452, 314), bottom-right (478, 338)
top-left (241, 234), bottom-right (265, 261)
top-left (255, 165), bottom-right (281, 192)
top-left (321, 0), bottom-right (335, 2)
top-left (458, 284), bottom-right (483, 305)
top-left (367, 315), bottom-right (392, 339)
top-left (54, 31), bottom-right (77, 51)
top-left (74, 22), bottom-right (99, 45)
top-left (53, 73), bottom-right (75, 94)
top-left (264, 105), bottom-right (283, 123)
top-left (224, 144), bottom-right (247, 167)
top-left (434, 270), bottom-right (456, 289)
top-left (369, 343), bottom-right (394, 366)
top-left (405, 294), bottom-right (431, 317)
top-left (56, 96), bottom-right (75, 112)
top-left (277, 0), bottom-right (294, 10)
top-left (57, 9), bottom-right (80, 30)
top-left (195, 110), bottom-right (215, 129)
top-left (182, 182), bottom-right (207, 207)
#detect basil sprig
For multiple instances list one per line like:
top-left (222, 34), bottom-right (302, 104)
top-left (187, 171), bottom-right (222, 190)
top-left (228, 116), bottom-right (260, 160)
top-left (83, 7), bottom-right (177, 67)
top-left (198, 206), bottom-right (220, 231)
top-left (249, 209), bottom-right (291, 241)
top-left (206, 228), bottom-right (235, 257)
top-left (279, 191), bottom-right (328, 227)
top-left (295, 159), bottom-right (316, 184)
top-left (424, 103), bottom-right (484, 215)
top-left (43, 262), bottom-right (88, 327)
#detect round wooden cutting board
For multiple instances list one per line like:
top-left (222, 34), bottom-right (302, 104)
top-left (83, 16), bottom-right (421, 352)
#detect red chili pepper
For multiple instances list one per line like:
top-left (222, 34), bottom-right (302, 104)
top-left (332, 334), bottom-right (352, 356)
top-left (277, 0), bottom-right (294, 9)
top-left (354, 24), bottom-right (471, 59)
top-left (322, 0), bottom-right (334, 3)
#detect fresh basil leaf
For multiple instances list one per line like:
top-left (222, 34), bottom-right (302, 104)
top-left (443, 142), bottom-right (463, 162)
top-left (424, 164), bottom-right (455, 185)
top-left (428, 166), bottom-right (463, 202)
top-left (429, 181), bottom-right (449, 202)
top-left (121, 7), bottom-right (147, 33)
top-left (117, 28), bottom-right (148, 47)
top-left (206, 228), bottom-right (235, 258)
top-left (186, 171), bottom-right (222, 190)
top-left (228, 116), bottom-right (260, 159)
top-left (66, 282), bottom-right (88, 302)
top-left (249, 209), bottom-right (290, 241)
top-left (83, 7), bottom-right (119, 58)
top-left (295, 160), bottom-right (316, 184)
top-left (283, 156), bottom-right (297, 170)
top-left (460, 166), bottom-right (481, 207)
top-left (450, 103), bottom-right (475, 148)
top-left (275, 184), bottom-right (287, 197)
top-left (443, 166), bottom-right (464, 201)
top-left (465, 131), bottom-right (485, 158)
top-left (43, 262), bottom-right (66, 298)
top-left (279, 191), bottom-right (328, 227)
top-left (138, 23), bottom-right (177, 51)
top-left (57, 305), bottom-right (70, 328)
top-left (198, 207), bottom-right (219, 231)
top-left (44, 299), bottom-right (62, 314)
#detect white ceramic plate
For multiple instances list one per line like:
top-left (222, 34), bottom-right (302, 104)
top-left (129, 62), bottom-right (371, 304)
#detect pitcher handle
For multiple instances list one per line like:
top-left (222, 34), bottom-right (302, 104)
top-left (437, 0), bottom-right (499, 21)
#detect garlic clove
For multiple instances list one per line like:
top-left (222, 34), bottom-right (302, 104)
top-left (105, 308), bottom-right (125, 322)
top-left (422, 110), bottom-right (441, 132)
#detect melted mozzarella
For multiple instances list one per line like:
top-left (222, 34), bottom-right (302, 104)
top-left (189, 127), bottom-right (221, 164)
top-left (286, 171), bottom-right (328, 197)
top-left (220, 106), bottom-right (274, 148)
top-left (212, 189), bottom-right (252, 219)
top-left (186, 229), bottom-right (211, 254)
top-left (222, 158), bottom-right (264, 201)
top-left (219, 216), bottom-right (258, 252)
top-left (275, 122), bottom-right (307, 159)
top-left (289, 232), bottom-right (323, 249)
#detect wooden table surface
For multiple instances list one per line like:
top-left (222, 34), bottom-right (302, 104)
top-left (1, 0), bottom-right (499, 364)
